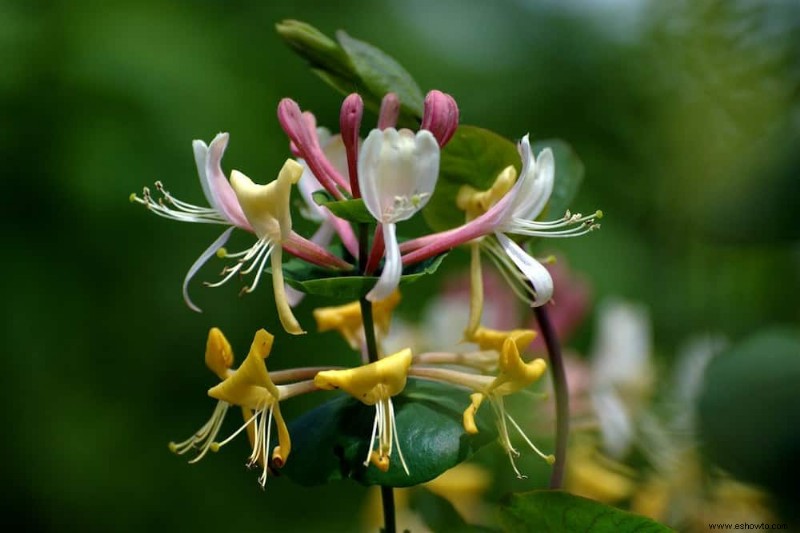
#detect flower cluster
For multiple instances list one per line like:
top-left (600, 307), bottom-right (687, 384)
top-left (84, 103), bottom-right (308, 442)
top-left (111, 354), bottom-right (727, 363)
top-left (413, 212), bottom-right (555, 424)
top-left (134, 88), bottom-right (600, 487)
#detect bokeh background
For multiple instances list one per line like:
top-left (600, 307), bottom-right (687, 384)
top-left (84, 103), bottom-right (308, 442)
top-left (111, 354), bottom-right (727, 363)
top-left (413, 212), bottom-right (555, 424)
top-left (3, 0), bottom-right (799, 531)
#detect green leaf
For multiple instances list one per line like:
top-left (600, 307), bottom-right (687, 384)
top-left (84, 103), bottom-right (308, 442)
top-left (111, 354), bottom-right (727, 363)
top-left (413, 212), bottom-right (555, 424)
top-left (425, 126), bottom-right (586, 232)
top-left (312, 191), bottom-right (375, 223)
top-left (281, 379), bottom-right (498, 487)
top-left (698, 328), bottom-right (800, 502)
top-left (426, 125), bottom-right (521, 232)
top-left (499, 491), bottom-right (672, 533)
top-left (277, 20), bottom-right (423, 126)
top-left (275, 20), bottom-right (355, 81)
top-left (280, 251), bottom-right (447, 300)
top-left (336, 30), bottom-right (425, 119)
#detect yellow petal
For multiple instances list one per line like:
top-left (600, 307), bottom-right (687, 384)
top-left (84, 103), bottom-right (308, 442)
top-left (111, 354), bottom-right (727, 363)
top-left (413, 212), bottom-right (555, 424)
top-left (456, 165), bottom-right (517, 219)
top-left (230, 159), bottom-right (303, 242)
top-left (469, 326), bottom-right (537, 353)
top-left (462, 392), bottom-right (484, 434)
top-left (314, 348), bottom-right (412, 405)
top-left (208, 329), bottom-right (279, 409)
top-left (205, 327), bottom-right (234, 380)
top-left (486, 337), bottom-right (547, 396)
top-left (271, 247), bottom-right (306, 335)
top-left (270, 404), bottom-right (291, 468)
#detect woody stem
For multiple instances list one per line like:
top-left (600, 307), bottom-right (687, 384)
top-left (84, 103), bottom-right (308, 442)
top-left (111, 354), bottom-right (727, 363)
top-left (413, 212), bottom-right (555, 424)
top-left (358, 222), bottom-right (395, 533)
top-left (534, 305), bottom-right (568, 489)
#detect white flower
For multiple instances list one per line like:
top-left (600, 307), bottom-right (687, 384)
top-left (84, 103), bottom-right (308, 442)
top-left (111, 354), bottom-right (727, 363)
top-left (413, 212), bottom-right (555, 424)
top-left (132, 133), bottom-right (252, 312)
top-left (357, 128), bottom-right (440, 302)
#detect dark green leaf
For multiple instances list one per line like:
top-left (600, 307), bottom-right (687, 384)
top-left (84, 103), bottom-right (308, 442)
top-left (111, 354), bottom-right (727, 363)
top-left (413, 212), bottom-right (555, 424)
top-left (698, 328), bottom-right (800, 501)
top-left (281, 379), bottom-right (498, 487)
top-left (336, 30), bottom-right (425, 119)
top-left (426, 125), bottom-right (521, 232)
top-left (280, 251), bottom-right (447, 299)
top-left (312, 191), bottom-right (374, 223)
top-left (499, 491), bottom-right (672, 533)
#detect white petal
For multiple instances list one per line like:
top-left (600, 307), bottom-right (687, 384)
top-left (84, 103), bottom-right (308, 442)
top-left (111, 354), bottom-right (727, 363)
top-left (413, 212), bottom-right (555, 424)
top-left (511, 137), bottom-right (554, 221)
top-left (367, 223), bottom-right (402, 302)
top-left (204, 133), bottom-right (251, 229)
top-left (357, 128), bottom-right (440, 223)
top-left (192, 139), bottom-right (215, 209)
top-left (182, 226), bottom-right (234, 313)
top-left (495, 232), bottom-right (553, 306)
top-left (357, 129), bottom-right (385, 221)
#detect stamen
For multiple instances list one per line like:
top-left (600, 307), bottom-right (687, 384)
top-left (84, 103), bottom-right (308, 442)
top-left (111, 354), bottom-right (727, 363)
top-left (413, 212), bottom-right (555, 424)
top-left (505, 411), bottom-right (556, 465)
top-left (389, 399), bottom-right (410, 475)
top-left (169, 401), bottom-right (230, 463)
top-left (364, 406), bottom-right (381, 467)
top-left (212, 409), bottom-right (260, 450)
top-left (131, 182), bottom-right (228, 224)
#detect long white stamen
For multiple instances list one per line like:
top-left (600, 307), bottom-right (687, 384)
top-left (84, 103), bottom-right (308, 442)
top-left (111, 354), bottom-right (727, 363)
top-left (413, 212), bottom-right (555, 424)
top-left (241, 243), bottom-right (274, 294)
top-left (132, 183), bottom-right (229, 224)
top-left (505, 411), bottom-right (555, 464)
top-left (364, 407), bottom-right (381, 467)
top-left (389, 399), bottom-right (410, 475)
top-left (169, 401), bottom-right (230, 462)
top-left (213, 409), bottom-right (260, 449)
top-left (257, 407), bottom-right (274, 488)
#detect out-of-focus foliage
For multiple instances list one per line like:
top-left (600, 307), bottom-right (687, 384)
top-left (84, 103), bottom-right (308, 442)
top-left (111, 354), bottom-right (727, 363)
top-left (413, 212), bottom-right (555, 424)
top-left (2, 0), bottom-right (798, 531)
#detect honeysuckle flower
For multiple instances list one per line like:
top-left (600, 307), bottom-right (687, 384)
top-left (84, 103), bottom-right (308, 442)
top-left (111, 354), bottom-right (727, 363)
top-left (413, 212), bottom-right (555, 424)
top-left (314, 348), bottom-right (413, 474)
top-left (131, 133), bottom-right (252, 312)
top-left (313, 290), bottom-right (401, 355)
top-left (401, 135), bottom-right (601, 308)
top-left (461, 337), bottom-right (554, 477)
top-left (168, 327), bottom-right (236, 462)
top-left (211, 159), bottom-right (307, 334)
top-left (207, 329), bottom-right (318, 488)
top-left (358, 127), bottom-right (440, 302)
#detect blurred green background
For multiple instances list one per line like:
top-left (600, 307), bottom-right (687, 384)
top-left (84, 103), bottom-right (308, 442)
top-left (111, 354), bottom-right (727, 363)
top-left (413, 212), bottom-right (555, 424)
top-left (2, 0), bottom-right (799, 531)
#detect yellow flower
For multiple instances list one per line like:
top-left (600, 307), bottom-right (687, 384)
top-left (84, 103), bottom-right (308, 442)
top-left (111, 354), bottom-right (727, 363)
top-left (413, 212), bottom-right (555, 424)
top-left (207, 329), bottom-right (317, 488)
top-left (467, 326), bottom-right (537, 354)
top-left (462, 337), bottom-right (553, 477)
top-left (168, 328), bottom-right (235, 463)
top-left (313, 290), bottom-right (401, 351)
top-left (315, 349), bottom-right (413, 474)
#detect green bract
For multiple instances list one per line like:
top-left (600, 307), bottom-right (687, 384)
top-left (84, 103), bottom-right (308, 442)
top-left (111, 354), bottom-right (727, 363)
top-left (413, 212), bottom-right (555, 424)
top-left (282, 379), bottom-right (498, 487)
top-left (279, 251), bottom-right (447, 299)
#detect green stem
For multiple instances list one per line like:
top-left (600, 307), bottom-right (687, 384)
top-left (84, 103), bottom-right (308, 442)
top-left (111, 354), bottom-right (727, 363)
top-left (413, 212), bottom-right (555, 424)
top-left (358, 221), bottom-right (394, 531)
top-left (534, 305), bottom-right (568, 489)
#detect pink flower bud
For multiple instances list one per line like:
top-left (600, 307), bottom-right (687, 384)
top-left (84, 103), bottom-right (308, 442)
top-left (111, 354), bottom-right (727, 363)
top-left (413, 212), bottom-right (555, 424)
top-left (339, 93), bottom-right (363, 197)
top-left (378, 93), bottom-right (400, 130)
top-left (420, 90), bottom-right (459, 148)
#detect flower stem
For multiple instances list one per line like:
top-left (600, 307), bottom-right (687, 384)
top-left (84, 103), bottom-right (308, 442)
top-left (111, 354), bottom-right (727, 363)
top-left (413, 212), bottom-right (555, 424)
top-left (358, 221), bottom-right (395, 532)
top-left (534, 305), bottom-right (568, 489)
top-left (380, 485), bottom-right (397, 533)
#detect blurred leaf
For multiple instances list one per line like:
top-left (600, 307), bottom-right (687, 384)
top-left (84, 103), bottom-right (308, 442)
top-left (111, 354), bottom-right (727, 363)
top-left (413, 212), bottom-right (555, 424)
top-left (275, 20), bottom-right (354, 80)
top-left (277, 20), bottom-right (422, 125)
top-left (312, 191), bottom-right (374, 223)
top-left (698, 328), bottom-right (800, 501)
top-left (499, 491), bottom-right (671, 532)
top-left (280, 251), bottom-right (447, 299)
top-left (410, 489), bottom-right (499, 532)
top-left (336, 30), bottom-right (424, 119)
top-left (425, 126), bottom-right (585, 232)
top-left (282, 379), bottom-right (497, 487)
top-left (425, 125), bottom-right (521, 231)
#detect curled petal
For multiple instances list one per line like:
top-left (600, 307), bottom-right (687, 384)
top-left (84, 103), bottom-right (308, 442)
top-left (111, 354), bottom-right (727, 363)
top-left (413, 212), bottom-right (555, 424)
top-left (182, 226), bottom-right (235, 313)
top-left (194, 133), bottom-right (252, 230)
top-left (270, 247), bottom-right (306, 335)
top-left (510, 138), bottom-right (554, 222)
top-left (367, 223), bottom-right (402, 303)
top-left (495, 233), bottom-right (553, 306)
